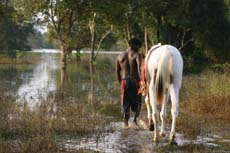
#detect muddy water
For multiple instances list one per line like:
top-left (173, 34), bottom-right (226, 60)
top-left (61, 119), bottom-right (230, 152)
top-left (0, 52), bottom-right (229, 152)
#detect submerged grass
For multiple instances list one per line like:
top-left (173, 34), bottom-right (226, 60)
top-left (0, 94), bottom-right (109, 153)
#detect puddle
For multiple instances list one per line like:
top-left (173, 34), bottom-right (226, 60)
top-left (61, 120), bottom-right (229, 152)
top-left (61, 121), bottom-right (155, 153)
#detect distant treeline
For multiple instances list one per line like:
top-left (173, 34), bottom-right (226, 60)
top-left (27, 31), bottom-right (57, 49)
top-left (0, 0), bottom-right (230, 71)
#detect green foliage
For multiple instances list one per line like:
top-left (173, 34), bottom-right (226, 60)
top-left (189, 0), bottom-right (230, 62)
top-left (211, 62), bottom-right (230, 73)
top-left (27, 31), bottom-right (56, 49)
top-left (0, 1), bottom-right (34, 57)
top-left (14, 0), bottom-right (90, 49)
top-left (11, 0), bottom-right (230, 69)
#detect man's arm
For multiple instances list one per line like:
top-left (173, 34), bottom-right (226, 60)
top-left (136, 53), bottom-right (142, 79)
top-left (115, 57), bottom-right (121, 83)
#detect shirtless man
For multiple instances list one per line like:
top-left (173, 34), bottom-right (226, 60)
top-left (115, 38), bottom-right (143, 128)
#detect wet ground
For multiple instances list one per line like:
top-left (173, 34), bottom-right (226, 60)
top-left (60, 119), bottom-right (230, 153)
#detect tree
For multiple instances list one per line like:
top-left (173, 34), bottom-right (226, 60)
top-left (14, 0), bottom-right (89, 67)
top-left (86, 0), bottom-right (116, 62)
top-left (27, 31), bottom-right (56, 49)
top-left (0, 0), bottom-right (33, 57)
top-left (189, 0), bottom-right (230, 62)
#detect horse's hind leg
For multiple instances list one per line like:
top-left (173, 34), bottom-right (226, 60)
top-left (169, 84), bottom-right (179, 143)
top-left (149, 79), bottom-right (158, 142)
top-left (145, 95), bottom-right (154, 131)
top-left (160, 90), bottom-right (169, 137)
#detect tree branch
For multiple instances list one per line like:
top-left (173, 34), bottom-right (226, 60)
top-left (179, 38), bottom-right (193, 50)
top-left (179, 28), bottom-right (192, 50)
top-left (94, 25), bottom-right (113, 60)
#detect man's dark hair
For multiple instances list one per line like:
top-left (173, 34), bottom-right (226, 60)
top-left (128, 38), bottom-right (142, 47)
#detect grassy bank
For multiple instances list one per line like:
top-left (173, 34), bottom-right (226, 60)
top-left (176, 71), bottom-right (229, 152)
top-left (179, 70), bottom-right (229, 137)
top-left (0, 52), bottom-right (42, 65)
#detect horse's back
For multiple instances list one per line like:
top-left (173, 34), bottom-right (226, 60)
top-left (147, 45), bottom-right (183, 83)
top-left (166, 45), bottom-right (183, 77)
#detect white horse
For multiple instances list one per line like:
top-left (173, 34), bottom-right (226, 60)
top-left (141, 44), bottom-right (183, 144)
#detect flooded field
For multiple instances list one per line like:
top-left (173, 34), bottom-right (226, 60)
top-left (0, 52), bottom-right (229, 153)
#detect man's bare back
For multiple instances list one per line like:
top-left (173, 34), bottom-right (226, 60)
top-left (116, 48), bottom-right (142, 83)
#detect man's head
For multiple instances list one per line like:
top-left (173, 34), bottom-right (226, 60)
top-left (128, 38), bottom-right (142, 52)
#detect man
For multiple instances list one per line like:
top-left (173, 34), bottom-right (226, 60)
top-left (115, 38), bottom-right (143, 128)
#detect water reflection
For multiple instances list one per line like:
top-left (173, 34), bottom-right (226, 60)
top-left (16, 54), bottom-right (58, 109)
top-left (88, 63), bottom-right (94, 104)
top-left (10, 52), bottom-right (119, 110)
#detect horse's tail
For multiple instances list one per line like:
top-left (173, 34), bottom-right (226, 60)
top-left (155, 46), bottom-right (171, 104)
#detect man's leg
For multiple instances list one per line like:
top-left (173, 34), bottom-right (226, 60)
top-left (134, 94), bottom-right (142, 123)
top-left (123, 100), bottom-right (130, 128)
top-left (122, 84), bottom-right (130, 128)
top-left (120, 80), bottom-right (129, 127)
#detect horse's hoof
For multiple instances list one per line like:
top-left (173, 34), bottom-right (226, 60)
top-left (169, 141), bottom-right (178, 146)
top-left (153, 138), bottom-right (158, 144)
top-left (169, 134), bottom-right (175, 142)
top-left (149, 124), bottom-right (154, 131)
top-left (169, 134), bottom-right (177, 145)
top-left (160, 132), bottom-right (165, 137)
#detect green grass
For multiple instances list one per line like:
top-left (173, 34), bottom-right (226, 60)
top-left (181, 70), bottom-right (229, 120)
top-left (0, 52), bottom-right (42, 64)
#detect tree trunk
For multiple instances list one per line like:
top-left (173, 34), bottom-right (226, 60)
top-left (60, 44), bottom-right (68, 68)
top-left (60, 65), bottom-right (67, 87)
top-left (89, 12), bottom-right (96, 63)
top-left (126, 22), bottom-right (131, 46)
top-left (90, 30), bottom-right (96, 62)
top-left (144, 27), bottom-right (150, 53)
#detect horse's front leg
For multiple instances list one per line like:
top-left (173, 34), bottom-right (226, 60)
top-left (160, 91), bottom-right (169, 137)
top-left (169, 85), bottom-right (179, 143)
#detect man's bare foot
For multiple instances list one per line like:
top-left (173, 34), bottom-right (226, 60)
top-left (132, 120), bottom-right (140, 129)
top-left (124, 119), bottom-right (129, 128)
top-left (133, 119), bottom-right (139, 126)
